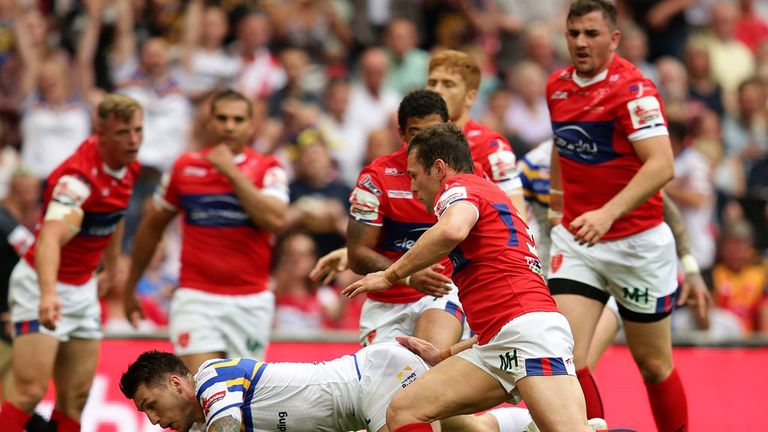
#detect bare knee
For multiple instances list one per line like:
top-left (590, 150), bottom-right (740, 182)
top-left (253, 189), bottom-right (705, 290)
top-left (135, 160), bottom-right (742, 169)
top-left (10, 374), bottom-right (49, 411)
top-left (387, 393), bottom-right (435, 428)
top-left (634, 354), bottom-right (672, 383)
top-left (56, 384), bottom-right (93, 418)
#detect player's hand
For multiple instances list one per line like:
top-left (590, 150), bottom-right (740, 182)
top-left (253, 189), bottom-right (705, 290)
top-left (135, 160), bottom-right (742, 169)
top-left (569, 208), bottom-right (616, 246)
top-left (309, 247), bottom-right (349, 285)
top-left (123, 292), bottom-right (146, 329)
top-left (342, 271), bottom-right (392, 298)
top-left (39, 293), bottom-right (61, 331)
top-left (396, 335), bottom-right (446, 367)
top-left (409, 264), bottom-right (452, 297)
top-left (205, 144), bottom-right (237, 176)
top-left (678, 272), bottom-right (712, 330)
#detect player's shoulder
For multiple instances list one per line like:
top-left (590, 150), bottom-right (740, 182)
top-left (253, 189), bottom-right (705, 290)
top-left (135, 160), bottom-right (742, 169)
top-left (465, 121), bottom-right (510, 149)
top-left (547, 65), bottom-right (576, 88)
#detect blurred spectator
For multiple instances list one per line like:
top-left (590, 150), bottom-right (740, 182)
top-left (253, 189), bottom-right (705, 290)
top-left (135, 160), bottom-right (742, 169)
top-left (233, 10), bottom-right (286, 101)
top-left (702, 2), bottom-right (756, 96)
top-left (721, 77), bottom-right (768, 176)
top-left (178, 0), bottom-right (239, 103)
top-left (504, 60), bottom-right (550, 151)
top-left (711, 218), bottom-right (768, 336)
top-left (267, 47), bottom-right (321, 119)
top-left (383, 18), bottom-right (429, 95)
top-left (617, 0), bottom-right (690, 61)
top-left (363, 124), bottom-right (400, 167)
top-left (522, 23), bottom-right (566, 75)
top-left (664, 121), bottom-right (717, 274)
top-left (346, 47), bottom-right (401, 178)
top-left (655, 56), bottom-right (689, 123)
top-left (272, 232), bottom-right (342, 332)
top-left (478, 87), bottom-right (511, 141)
top-left (349, 0), bottom-right (422, 49)
top-left (0, 120), bottom-right (19, 200)
top-left (734, 0), bottom-right (768, 53)
top-left (684, 35), bottom-right (725, 118)
top-left (267, 0), bottom-right (352, 65)
top-left (316, 78), bottom-right (365, 186)
top-left (618, 24), bottom-right (660, 86)
top-left (286, 128), bottom-right (350, 257)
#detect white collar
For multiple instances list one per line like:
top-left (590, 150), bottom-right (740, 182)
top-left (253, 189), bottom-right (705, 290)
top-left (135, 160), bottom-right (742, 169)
top-left (572, 68), bottom-right (609, 88)
top-left (102, 163), bottom-right (127, 179)
top-left (232, 153), bottom-right (246, 165)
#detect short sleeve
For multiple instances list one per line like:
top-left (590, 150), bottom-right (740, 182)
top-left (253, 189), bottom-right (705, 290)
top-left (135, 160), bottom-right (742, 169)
top-left (349, 168), bottom-right (386, 226)
top-left (261, 163), bottom-right (290, 203)
top-left (434, 184), bottom-right (478, 220)
top-left (485, 139), bottom-right (523, 194)
top-left (617, 79), bottom-right (668, 142)
top-left (194, 365), bottom-right (244, 427)
top-left (153, 169), bottom-right (179, 212)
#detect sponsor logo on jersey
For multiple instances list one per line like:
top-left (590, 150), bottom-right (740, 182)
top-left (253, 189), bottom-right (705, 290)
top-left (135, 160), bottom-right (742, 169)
top-left (499, 349), bottom-right (519, 373)
top-left (466, 129), bottom-right (481, 138)
top-left (550, 91), bottom-right (568, 100)
top-left (202, 390), bottom-right (225, 416)
top-left (488, 150), bottom-right (517, 181)
top-left (434, 186), bottom-right (468, 217)
top-left (628, 96), bottom-right (663, 129)
top-left (52, 175), bottom-right (91, 207)
top-left (526, 256), bottom-right (544, 278)
top-left (609, 74), bottom-right (620, 82)
top-left (622, 286), bottom-right (650, 305)
top-left (178, 331), bottom-right (190, 348)
top-left (358, 174), bottom-right (382, 196)
top-left (393, 227), bottom-right (430, 250)
top-left (397, 366), bottom-right (418, 388)
top-left (350, 188), bottom-right (381, 222)
top-left (277, 411), bottom-right (288, 431)
top-left (388, 190), bottom-right (413, 199)
top-left (183, 166), bottom-right (208, 177)
top-left (384, 167), bottom-right (402, 176)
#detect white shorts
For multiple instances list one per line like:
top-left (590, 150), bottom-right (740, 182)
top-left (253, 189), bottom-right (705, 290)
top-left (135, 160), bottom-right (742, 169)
top-left (359, 285), bottom-right (471, 346)
top-left (8, 260), bottom-right (102, 341)
top-left (548, 223), bottom-right (678, 317)
top-left (169, 288), bottom-right (274, 359)
top-left (357, 343), bottom-right (430, 432)
top-left (457, 312), bottom-right (575, 404)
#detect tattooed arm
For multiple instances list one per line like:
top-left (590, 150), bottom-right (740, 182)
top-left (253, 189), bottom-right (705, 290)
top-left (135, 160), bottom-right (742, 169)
top-left (208, 416), bottom-right (242, 432)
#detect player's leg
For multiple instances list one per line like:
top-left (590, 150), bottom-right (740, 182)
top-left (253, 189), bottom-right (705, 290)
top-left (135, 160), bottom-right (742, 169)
top-left (413, 287), bottom-right (465, 350)
top-left (224, 290), bottom-right (274, 360)
top-left (51, 338), bottom-right (100, 429)
top-left (586, 298), bottom-right (621, 370)
top-left (516, 375), bottom-right (588, 432)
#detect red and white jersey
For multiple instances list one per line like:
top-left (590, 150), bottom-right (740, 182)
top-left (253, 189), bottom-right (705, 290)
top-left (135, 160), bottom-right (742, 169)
top-left (463, 120), bottom-right (522, 195)
top-left (155, 148), bottom-right (289, 295)
top-left (24, 136), bottom-right (139, 285)
top-left (434, 174), bottom-right (558, 345)
top-left (547, 55), bottom-right (668, 239)
top-left (349, 146), bottom-right (452, 304)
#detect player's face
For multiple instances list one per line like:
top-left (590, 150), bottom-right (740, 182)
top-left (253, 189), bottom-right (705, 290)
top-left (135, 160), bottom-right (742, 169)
top-left (426, 66), bottom-right (475, 122)
top-left (407, 149), bottom-right (441, 213)
top-left (100, 111), bottom-right (144, 168)
top-left (209, 99), bottom-right (253, 151)
top-left (565, 11), bottom-right (620, 78)
top-left (133, 382), bottom-right (196, 432)
top-left (401, 114), bottom-right (445, 142)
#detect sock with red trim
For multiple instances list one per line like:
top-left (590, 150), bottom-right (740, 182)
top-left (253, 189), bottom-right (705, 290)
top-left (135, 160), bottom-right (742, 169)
top-left (0, 401), bottom-right (32, 432)
top-left (576, 367), bottom-right (605, 419)
top-left (393, 423), bottom-right (433, 432)
top-left (645, 368), bottom-right (688, 432)
top-left (50, 410), bottom-right (81, 432)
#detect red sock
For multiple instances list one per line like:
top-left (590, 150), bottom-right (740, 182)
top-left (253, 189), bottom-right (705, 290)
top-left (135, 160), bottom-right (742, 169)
top-left (0, 401), bottom-right (32, 432)
top-left (393, 423), bottom-right (433, 432)
top-left (50, 409), bottom-right (81, 432)
top-left (576, 367), bottom-right (604, 419)
top-left (645, 368), bottom-right (688, 432)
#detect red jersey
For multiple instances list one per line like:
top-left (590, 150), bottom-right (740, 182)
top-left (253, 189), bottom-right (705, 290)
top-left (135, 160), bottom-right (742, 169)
top-left (463, 120), bottom-right (522, 196)
top-left (156, 148), bottom-right (289, 295)
top-left (547, 55), bottom-right (668, 239)
top-left (434, 174), bottom-right (558, 345)
top-left (24, 136), bottom-right (139, 285)
top-left (349, 147), bottom-right (453, 303)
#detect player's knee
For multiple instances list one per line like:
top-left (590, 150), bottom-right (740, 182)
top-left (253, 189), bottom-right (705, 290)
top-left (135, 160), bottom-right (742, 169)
top-left (10, 378), bottom-right (48, 409)
top-left (633, 355), bottom-right (672, 383)
top-left (60, 384), bottom-right (92, 413)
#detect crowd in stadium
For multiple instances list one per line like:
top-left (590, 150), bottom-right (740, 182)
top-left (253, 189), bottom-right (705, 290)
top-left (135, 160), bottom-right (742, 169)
top-left (1, 0), bottom-right (767, 343)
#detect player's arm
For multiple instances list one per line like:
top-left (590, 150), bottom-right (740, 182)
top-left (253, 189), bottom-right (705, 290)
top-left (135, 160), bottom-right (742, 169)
top-left (397, 334), bottom-right (479, 367)
top-left (571, 134), bottom-right (674, 245)
top-left (347, 219), bottom-right (392, 274)
top-left (662, 192), bottom-right (712, 324)
top-left (208, 416), bottom-right (242, 432)
top-left (207, 144), bottom-right (287, 233)
top-left (36, 175), bottom-right (91, 330)
top-left (343, 202), bottom-right (476, 297)
top-left (124, 200), bottom-right (177, 326)
top-left (548, 143), bottom-right (563, 226)
top-left (506, 190), bottom-right (527, 224)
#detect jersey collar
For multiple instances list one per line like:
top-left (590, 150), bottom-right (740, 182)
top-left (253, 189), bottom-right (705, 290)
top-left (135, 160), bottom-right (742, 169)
top-left (572, 68), bottom-right (609, 88)
top-left (102, 163), bottom-right (127, 180)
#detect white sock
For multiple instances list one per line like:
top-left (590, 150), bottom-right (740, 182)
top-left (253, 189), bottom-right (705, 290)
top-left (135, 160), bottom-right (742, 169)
top-left (487, 407), bottom-right (533, 432)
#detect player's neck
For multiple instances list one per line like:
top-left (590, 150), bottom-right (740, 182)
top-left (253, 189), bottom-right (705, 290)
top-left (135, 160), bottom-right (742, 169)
top-left (453, 111), bottom-right (471, 128)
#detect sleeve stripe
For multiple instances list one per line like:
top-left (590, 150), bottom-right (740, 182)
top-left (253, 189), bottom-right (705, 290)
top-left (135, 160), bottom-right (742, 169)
top-left (244, 362), bottom-right (268, 402)
top-left (207, 403), bottom-right (242, 425)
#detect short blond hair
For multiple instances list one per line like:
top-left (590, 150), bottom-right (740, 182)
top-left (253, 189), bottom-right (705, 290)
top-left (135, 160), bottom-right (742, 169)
top-left (428, 50), bottom-right (481, 91)
top-left (97, 94), bottom-right (142, 123)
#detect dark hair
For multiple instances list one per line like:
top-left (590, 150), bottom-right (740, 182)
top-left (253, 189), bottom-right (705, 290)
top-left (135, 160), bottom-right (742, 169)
top-left (667, 120), bottom-right (688, 143)
top-left (210, 89), bottom-right (253, 117)
top-left (120, 351), bottom-right (190, 399)
top-left (397, 90), bottom-right (449, 133)
top-left (407, 123), bottom-right (473, 174)
top-left (567, 0), bottom-right (617, 28)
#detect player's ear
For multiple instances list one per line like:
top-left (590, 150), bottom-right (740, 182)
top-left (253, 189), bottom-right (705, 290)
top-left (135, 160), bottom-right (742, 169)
top-left (169, 374), bottom-right (184, 393)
